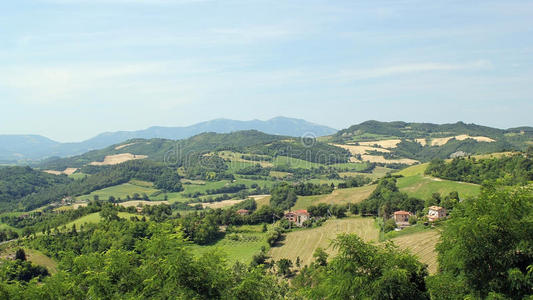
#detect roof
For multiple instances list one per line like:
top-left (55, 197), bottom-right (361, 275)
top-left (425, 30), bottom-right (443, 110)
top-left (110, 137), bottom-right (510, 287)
top-left (236, 209), bottom-right (250, 213)
top-left (428, 206), bottom-right (444, 211)
top-left (393, 210), bottom-right (411, 215)
top-left (285, 209), bottom-right (309, 216)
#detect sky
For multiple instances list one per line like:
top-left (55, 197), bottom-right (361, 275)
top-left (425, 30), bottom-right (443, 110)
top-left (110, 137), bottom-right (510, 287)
top-left (1, 0), bottom-right (532, 142)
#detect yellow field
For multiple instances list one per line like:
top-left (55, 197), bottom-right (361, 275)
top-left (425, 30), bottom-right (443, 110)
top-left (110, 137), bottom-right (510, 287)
top-left (359, 139), bottom-right (402, 148)
top-left (332, 143), bottom-right (390, 155)
top-left (269, 217), bottom-right (379, 266)
top-left (90, 153), bottom-right (147, 166)
top-left (293, 185), bottom-right (376, 210)
top-left (44, 167), bottom-right (78, 175)
top-left (119, 200), bottom-right (169, 207)
top-left (391, 230), bottom-right (440, 274)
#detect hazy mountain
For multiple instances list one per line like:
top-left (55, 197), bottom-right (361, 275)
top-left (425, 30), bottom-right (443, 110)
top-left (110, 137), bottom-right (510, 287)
top-left (0, 117), bottom-right (337, 163)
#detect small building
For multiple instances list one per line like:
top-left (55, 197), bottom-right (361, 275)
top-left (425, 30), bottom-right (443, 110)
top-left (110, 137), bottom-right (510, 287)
top-left (428, 206), bottom-right (447, 222)
top-left (393, 210), bottom-right (412, 227)
top-left (284, 209), bottom-right (310, 227)
top-left (236, 209), bottom-right (250, 216)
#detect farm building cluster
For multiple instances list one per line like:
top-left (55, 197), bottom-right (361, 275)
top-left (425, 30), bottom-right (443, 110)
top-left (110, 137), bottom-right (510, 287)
top-left (284, 209), bottom-right (310, 227)
top-left (393, 206), bottom-right (447, 228)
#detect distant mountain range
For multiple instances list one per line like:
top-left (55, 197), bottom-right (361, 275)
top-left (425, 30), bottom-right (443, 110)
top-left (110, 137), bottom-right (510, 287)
top-left (0, 117), bottom-right (337, 163)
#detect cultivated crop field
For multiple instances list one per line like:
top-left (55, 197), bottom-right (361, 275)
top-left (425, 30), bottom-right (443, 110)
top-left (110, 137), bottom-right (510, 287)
top-left (269, 217), bottom-right (379, 266)
top-left (391, 229), bottom-right (441, 274)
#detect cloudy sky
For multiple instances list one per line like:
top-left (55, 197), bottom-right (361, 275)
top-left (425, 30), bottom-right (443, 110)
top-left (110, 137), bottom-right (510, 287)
top-left (1, 0), bottom-right (532, 142)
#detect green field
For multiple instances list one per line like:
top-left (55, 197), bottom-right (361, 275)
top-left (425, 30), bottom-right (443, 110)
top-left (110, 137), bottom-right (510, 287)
top-left (0, 246), bottom-right (58, 274)
top-left (397, 174), bottom-right (480, 200)
top-left (76, 181), bottom-right (162, 201)
top-left (272, 156), bottom-right (323, 169)
top-left (269, 217), bottom-right (379, 266)
top-left (68, 172), bottom-right (89, 180)
top-left (292, 185), bottom-right (377, 210)
top-left (396, 163), bottom-right (429, 177)
top-left (65, 212), bottom-right (140, 228)
top-left (0, 222), bottom-right (22, 233)
top-left (189, 224), bottom-right (268, 264)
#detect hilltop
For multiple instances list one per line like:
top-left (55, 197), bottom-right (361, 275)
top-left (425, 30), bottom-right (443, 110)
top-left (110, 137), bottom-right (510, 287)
top-left (0, 117), bottom-right (337, 163)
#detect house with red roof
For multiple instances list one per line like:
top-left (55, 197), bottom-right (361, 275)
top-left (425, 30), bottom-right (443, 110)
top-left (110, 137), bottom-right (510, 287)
top-left (284, 209), bottom-right (310, 227)
top-left (393, 210), bottom-right (412, 227)
top-left (236, 209), bottom-right (250, 216)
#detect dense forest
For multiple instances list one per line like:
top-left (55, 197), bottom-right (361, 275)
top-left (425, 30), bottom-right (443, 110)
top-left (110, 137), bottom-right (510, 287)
top-left (0, 161), bottom-right (182, 212)
top-left (425, 153), bottom-right (533, 185)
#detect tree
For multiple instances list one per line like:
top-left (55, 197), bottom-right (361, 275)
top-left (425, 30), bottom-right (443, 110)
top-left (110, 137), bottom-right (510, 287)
top-left (100, 206), bottom-right (119, 222)
top-left (429, 185), bottom-right (533, 299)
top-left (15, 248), bottom-right (26, 261)
top-left (313, 247), bottom-right (328, 267)
top-left (276, 259), bottom-right (293, 277)
top-left (297, 234), bottom-right (429, 299)
top-left (383, 218), bottom-right (397, 232)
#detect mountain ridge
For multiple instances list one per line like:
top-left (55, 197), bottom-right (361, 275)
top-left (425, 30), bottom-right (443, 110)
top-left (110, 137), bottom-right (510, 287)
top-left (0, 117), bottom-right (337, 162)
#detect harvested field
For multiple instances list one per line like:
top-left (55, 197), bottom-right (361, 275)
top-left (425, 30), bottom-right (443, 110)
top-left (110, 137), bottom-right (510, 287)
top-left (391, 230), bottom-right (440, 274)
top-left (332, 144), bottom-right (390, 155)
top-left (430, 135), bottom-right (495, 146)
top-left (360, 154), bottom-right (419, 165)
top-left (359, 139), bottom-right (402, 148)
top-left (119, 200), bottom-right (169, 207)
top-left (44, 167), bottom-right (78, 175)
top-left (90, 153), bottom-right (147, 166)
top-left (195, 199), bottom-right (244, 209)
top-left (269, 217), bottom-right (379, 266)
top-left (415, 138), bottom-right (427, 146)
top-left (115, 142), bottom-right (137, 150)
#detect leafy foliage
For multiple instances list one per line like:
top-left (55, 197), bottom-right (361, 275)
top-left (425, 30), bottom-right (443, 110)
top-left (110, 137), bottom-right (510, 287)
top-left (292, 234), bottom-right (429, 299)
top-left (425, 154), bottom-right (533, 185)
top-left (359, 175), bottom-right (424, 216)
top-left (428, 185), bottom-right (533, 299)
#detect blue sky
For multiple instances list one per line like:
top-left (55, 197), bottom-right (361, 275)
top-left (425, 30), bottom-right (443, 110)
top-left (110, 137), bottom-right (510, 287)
top-left (1, 0), bottom-right (532, 142)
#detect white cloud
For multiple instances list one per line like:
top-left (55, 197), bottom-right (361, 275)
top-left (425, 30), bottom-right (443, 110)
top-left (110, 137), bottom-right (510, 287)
top-left (0, 62), bottom-right (194, 105)
top-left (335, 60), bottom-right (492, 81)
top-left (41, 0), bottom-right (208, 4)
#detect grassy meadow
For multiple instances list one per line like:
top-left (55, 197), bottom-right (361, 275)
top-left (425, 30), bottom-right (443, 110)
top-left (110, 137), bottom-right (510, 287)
top-left (189, 224), bottom-right (268, 264)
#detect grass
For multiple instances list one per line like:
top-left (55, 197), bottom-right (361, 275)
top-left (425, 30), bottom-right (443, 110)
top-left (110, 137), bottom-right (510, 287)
top-left (390, 229), bottom-right (441, 274)
top-left (397, 174), bottom-right (480, 200)
top-left (395, 163), bottom-right (429, 177)
top-left (272, 156), bottom-right (323, 169)
top-left (0, 246), bottom-right (58, 274)
top-left (25, 249), bottom-right (59, 274)
top-left (292, 185), bottom-right (377, 210)
top-left (65, 212), bottom-right (140, 228)
top-left (0, 222), bottom-right (22, 234)
top-left (68, 172), bottom-right (89, 180)
top-left (189, 224), bottom-right (268, 264)
top-left (76, 181), bottom-right (161, 201)
top-left (269, 217), bottom-right (379, 266)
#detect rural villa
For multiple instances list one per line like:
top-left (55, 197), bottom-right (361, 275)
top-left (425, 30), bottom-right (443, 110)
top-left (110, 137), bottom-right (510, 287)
top-left (393, 210), bottom-right (412, 227)
top-left (236, 209), bottom-right (250, 216)
top-left (284, 209), bottom-right (310, 227)
top-left (428, 206), bottom-right (447, 222)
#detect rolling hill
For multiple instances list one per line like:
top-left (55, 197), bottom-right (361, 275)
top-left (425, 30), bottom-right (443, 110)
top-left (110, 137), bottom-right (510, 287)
top-left (0, 117), bottom-right (337, 163)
